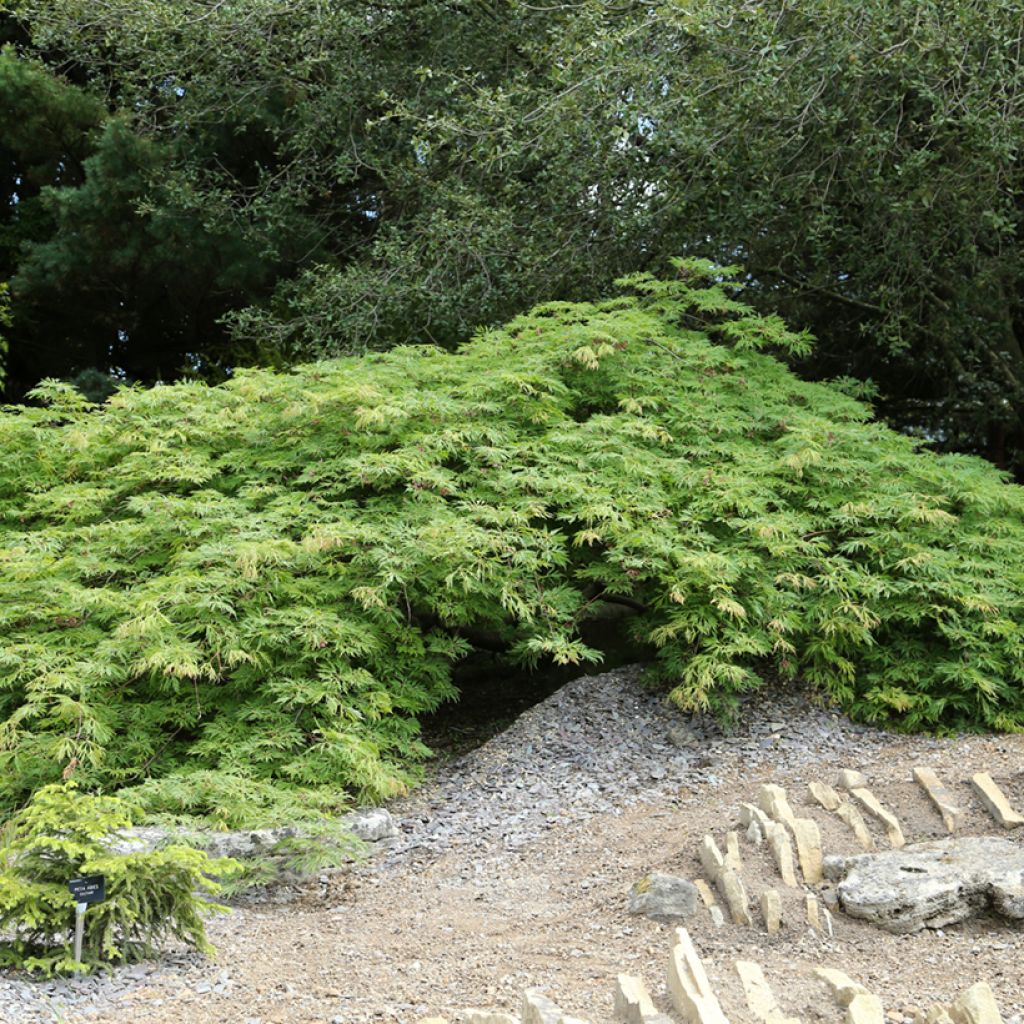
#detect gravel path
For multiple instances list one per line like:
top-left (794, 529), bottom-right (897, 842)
top-left (1, 665), bottom-right (1021, 1024)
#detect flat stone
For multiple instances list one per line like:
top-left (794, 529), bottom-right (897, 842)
top-left (848, 787), bottom-right (905, 848)
top-left (628, 873), bottom-right (699, 920)
top-left (913, 768), bottom-right (962, 833)
top-left (971, 773), bottom-right (1024, 829)
top-left (760, 889), bottom-right (782, 934)
top-left (948, 982), bottom-right (1004, 1024)
top-left (824, 836), bottom-right (1024, 933)
top-left (667, 928), bottom-right (730, 1024)
top-left (464, 1012), bottom-right (519, 1024)
top-left (709, 905), bottom-right (726, 928)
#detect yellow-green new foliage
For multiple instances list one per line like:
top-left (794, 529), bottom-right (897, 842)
top-left (0, 784), bottom-right (239, 974)
top-left (1, 261), bottom-right (1023, 824)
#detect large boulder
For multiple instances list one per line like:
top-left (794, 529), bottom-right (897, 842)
top-left (628, 873), bottom-right (699, 921)
top-left (824, 836), bottom-right (1024, 933)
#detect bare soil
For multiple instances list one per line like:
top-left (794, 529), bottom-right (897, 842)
top-left (61, 737), bottom-right (1024, 1024)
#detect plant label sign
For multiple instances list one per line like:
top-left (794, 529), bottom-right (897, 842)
top-left (68, 875), bottom-right (105, 904)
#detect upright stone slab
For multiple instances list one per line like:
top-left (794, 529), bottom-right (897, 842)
top-left (700, 835), bottom-right (752, 926)
top-left (766, 821), bottom-right (798, 887)
top-left (734, 961), bottom-right (800, 1024)
top-left (759, 784), bottom-right (823, 883)
top-left (760, 889), bottom-right (782, 934)
top-left (725, 832), bottom-right (742, 872)
top-left (913, 767), bottom-right (962, 832)
top-left (613, 975), bottom-right (672, 1024)
top-left (814, 968), bottom-right (884, 1024)
top-left (522, 990), bottom-right (564, 1024)
top-left (614, 975), bottom-right (655, 1024)
top-left (848, 787), bottom-right (905, 848)
top-left (971, 773), bottom-right (1024, 829)
top-left (667, 928), bottom-right (730, 1024)
top-left (808, 781), bottom-right (841, 813)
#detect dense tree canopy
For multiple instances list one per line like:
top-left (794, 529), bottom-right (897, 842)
top-left (2, 0), bottom-right (1022, 466)
top-left (2, 266), bottom-right (1023, 826)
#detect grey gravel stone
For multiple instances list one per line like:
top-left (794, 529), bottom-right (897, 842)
top-left (627, 872), bottom-right (699, 920)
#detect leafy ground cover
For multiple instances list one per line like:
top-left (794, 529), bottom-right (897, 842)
top-left (2, 262), bottom-right (1022, 826)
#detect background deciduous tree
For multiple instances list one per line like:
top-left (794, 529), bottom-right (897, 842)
top-left (2, 0), bottom-right (1022, 468)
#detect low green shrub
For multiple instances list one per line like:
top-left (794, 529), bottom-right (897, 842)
top-left (1, 260), bottom-right (1023, 824)
top-left (0, 784), bottom-right (239, 974)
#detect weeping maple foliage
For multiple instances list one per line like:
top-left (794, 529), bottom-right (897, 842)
top-left (2, 262), bottom-right (1022, 825)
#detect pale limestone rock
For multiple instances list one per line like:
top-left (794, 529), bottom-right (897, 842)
top-left (667, 928), bottom-right (730, 1024)
top-left (846, 993), bottom-right (885, 1024)
top-left (734, 960), bottom-right (800, 1024)
top-left (925, 1006), bottom-right (954, 1024)
top-left (558, 1016), bottom-right (591, 1024)
top-left (700, 835), bottom-right (726, 876)
top-left (694, 879), bottom-right (717, 908)
top-left (970, 773), bottom-right (1024, 829)
top-left (808, 781), bottom-right (842, 812)
top-left (814, 968), bottom-right (884, 1024)
top-left (463, 1012), bottom-right (519, 1024)
top-left (836, 800), bottom-right (877, 851)
top-left (756, 786), bottom-right (823, 883)
top-left (760, 889), bottom-right (782, 934)
top-left (725, 831), bottom-right (742, 872)
top-left (700, 835), bottom-right (752, 926)
top-left (913, 767), bottom-right (962, 833)
top-left (746, 817), bottom-right (765, 846)
top-left (739, 803), bottom-right (773, 833)
top-left (522, 990), bottom-right (564, 1024)
top-left (420, 1018), bottom-right (450, 1024)
top-left (809, 781), bottom-right (874, 850)
top-left (790, 818), bottom-right (825, 884)
top-left (837, 769), bottom-right (869, 790)
top-left (948, 982), bottom-right (1004, 1024)
top-left (614, 975), bottom-right (655, 1024)
top-left (824, 836), bottom-right (1024, 932)
top-left (612, 975), bottom-right (671, 1024)
top-left (766, 821), bottom-right (798, 887)
top-left (709, 905), bottom-right (726, 928)
top-left (758, 784), bottom-right (798, 829)
top-left (848, 787), bottom-right (905, 848)
top-left (805, 895), bottom-right (820, 932)
top-left (719, 866), bottom-right (753, 927)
